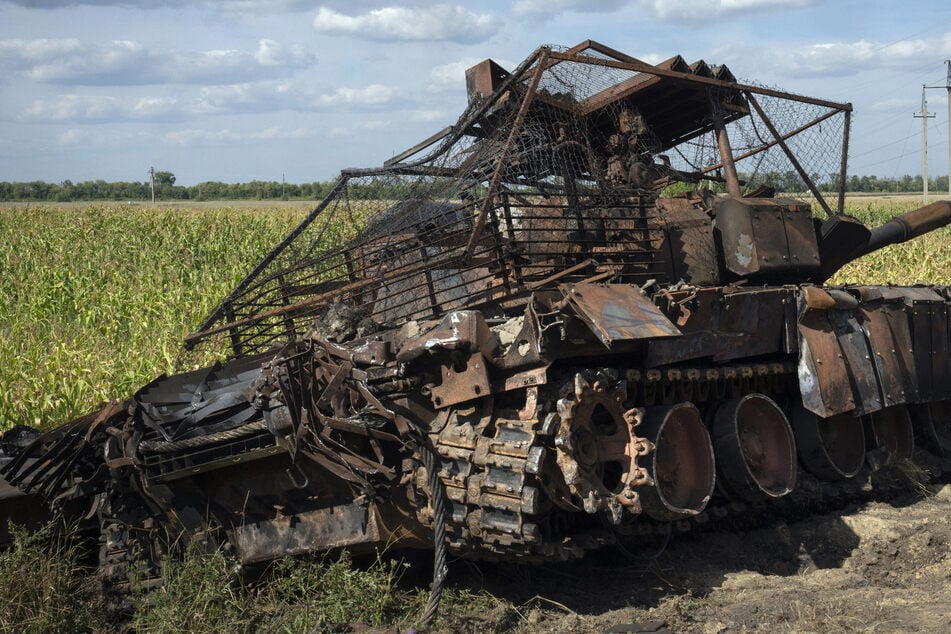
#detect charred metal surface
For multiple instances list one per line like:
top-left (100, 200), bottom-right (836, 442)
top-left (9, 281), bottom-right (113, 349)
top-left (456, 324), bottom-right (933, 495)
top-left (3, 39), bottom-right (951, 627)
top-left (798, 285), bottom-right (951, 418)
top-left (560, 282), bottom-right (681, 346)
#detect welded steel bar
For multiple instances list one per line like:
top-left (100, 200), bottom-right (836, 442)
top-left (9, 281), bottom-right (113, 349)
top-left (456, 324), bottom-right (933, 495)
top-left (709, 91), bottom-right (743, 198)
top-left (838, 110), bottom-right (851, 214)
top-left (382, 48), bottom-right (544, 170)
top-left (546, 50), bottom-right (852, 112)
top-left (185, 247), bottom-right (467, 345)
top-left (746, 92), bottom-right (834, 217)
top-left (190, 174), bottom-right (350, 343)
top-left (465, 49), bottom-right (551, 257)
top-left (700, 106), bottom-right (844, 176)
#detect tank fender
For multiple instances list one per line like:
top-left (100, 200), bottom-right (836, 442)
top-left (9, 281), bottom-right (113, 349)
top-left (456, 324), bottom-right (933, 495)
top-left (797, 284), bottom-right (951, 418)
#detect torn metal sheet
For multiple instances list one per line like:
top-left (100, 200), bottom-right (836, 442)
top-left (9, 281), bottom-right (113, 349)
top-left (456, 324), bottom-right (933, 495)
top-left (230, 503), bottom-right (387, 564)
top-left (798, 307), bottom-right (857, 418)
top-left (560, 282), bottom-right (681, 347)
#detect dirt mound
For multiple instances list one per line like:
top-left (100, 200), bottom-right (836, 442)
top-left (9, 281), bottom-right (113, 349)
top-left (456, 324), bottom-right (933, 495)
top-left (439, 484), bottom-right (951, 633)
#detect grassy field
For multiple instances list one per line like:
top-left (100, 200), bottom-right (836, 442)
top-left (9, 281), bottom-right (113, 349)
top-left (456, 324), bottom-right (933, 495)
top-left (0, 196), bottom-right (950, 631)
top-left (0, 204), bottom-right (305, 428)
top-left (828, 197), bottom-right (951, 285)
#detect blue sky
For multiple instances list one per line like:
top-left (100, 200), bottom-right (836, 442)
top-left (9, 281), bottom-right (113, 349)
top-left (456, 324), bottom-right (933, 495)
top-left (1, 0), bottom-right (950, 186)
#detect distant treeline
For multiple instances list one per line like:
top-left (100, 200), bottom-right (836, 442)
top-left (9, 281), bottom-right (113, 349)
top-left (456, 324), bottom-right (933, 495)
top-left (1, 172), bottom-right (949, 202)
top-left (0, 178), bottom-right (342, 202)
top-left (745, 171), bottom-right (950, 195)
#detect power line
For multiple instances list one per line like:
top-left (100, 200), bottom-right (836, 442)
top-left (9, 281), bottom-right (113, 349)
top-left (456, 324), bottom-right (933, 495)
top-left (857, 148), bottom-right (923, 170)
top-left (848, 127), bottom-right (920, 160)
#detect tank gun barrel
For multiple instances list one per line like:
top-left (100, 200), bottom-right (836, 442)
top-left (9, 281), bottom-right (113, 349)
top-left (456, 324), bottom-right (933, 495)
top-left (865, 199), bottom-right (951, 255)
top-left (819, 200), bottom-right (951, 279)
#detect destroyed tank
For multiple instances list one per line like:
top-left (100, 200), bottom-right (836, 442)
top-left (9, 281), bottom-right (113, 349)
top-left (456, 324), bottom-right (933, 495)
top-left (3, 40), bottom-right (951, 620)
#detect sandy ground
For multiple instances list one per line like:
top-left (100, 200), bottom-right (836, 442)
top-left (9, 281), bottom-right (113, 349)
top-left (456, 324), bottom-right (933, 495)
top-left (435, 478), bottom-right (951, 633)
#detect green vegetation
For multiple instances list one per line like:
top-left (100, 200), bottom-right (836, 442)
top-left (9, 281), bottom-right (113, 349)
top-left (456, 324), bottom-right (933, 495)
top-left (3, 172), bottom-right (949, 203)
top-left (132, 546), bottom-right (421, 632)
top-left (0, 177), bottom-right (338, 202)
top-left (0, 174), bottom-right (418, 203)
top-left (830, 199), bottom-right (951, 286)
top-left (1, 198), bottom-right (949, 429)
top-left (0, 522), bottom-right (428, 632)
top-left (0, 204), bottom-right (303, 428)
top-left (0, 521), bottom-right (101, 633)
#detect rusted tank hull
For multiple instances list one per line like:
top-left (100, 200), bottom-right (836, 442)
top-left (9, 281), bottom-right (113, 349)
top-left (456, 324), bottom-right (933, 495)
top-left (4, 282), bottom-right (949, 566)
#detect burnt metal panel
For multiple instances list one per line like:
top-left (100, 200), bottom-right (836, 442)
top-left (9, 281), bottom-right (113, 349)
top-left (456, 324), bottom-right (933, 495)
top-left (466, 58), bottom-right (509, 103)
top-left (932, 301), bottom-right (950, 400)
top-left (797, 285), bottom-right (951, 417)
top-left (883, 297), bottom-right (920, 402)
top-left (945, 299), bottom-right (951, 400)
top-left (645, 331), bottom-right (716, 367)
top-left (904, 288), bottom-right (945, 402)
top-left (560, 282), bottom-right (681, 347)
top-left (0, 477), bottom-right (50, 545)
top-left (827, 309), bottom-right (881, 415)
top-left (658, 205), bottom-right (719, 285)
top-left (715, 289), bottom-right (786, 361)
top-left (859, 303), bottom-right (912, 408)
top-left (230, 503), bottom-right (384, 564)
top-left (911, 301), bottom-right (934, 401)
top-left (798, 308), bottom-right (856, 418)
top-left (783, 204), bottom-right (823, 271)
top-left (715, 198), bottom-right (820, 279)
top-left (431, 352), bottom-right (491, 409)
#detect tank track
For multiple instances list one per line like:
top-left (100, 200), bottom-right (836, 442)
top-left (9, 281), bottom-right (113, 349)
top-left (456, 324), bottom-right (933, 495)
top-left (98, 489), bottom-right (165, 626)
top-left (423, 359), bottom-right (948, 561)
top-left (423, 398), bottom-right (577, 561)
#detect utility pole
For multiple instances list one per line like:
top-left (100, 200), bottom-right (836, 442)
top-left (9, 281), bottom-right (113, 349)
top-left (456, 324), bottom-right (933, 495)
top-left (282, 172), bottom-right (286, 199)
top-left (946, 60), bottom-right (950, 197)
top-left (914, 85), bottom-right (936, 204)
top-left (149, 166), bottom-right (155, 205)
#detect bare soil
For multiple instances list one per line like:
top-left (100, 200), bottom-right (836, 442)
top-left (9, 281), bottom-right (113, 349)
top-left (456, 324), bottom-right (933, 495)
top-left (436, 482), bottom-right (951, 633)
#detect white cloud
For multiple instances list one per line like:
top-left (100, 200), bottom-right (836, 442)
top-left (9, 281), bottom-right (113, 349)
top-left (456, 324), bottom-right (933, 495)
top-left (0, 37), bottom-right (315, 86)
top-left (735, 33), bottom-right (951, 78)
top-left (412, 109), bottom-right (447, 122)
top-left (20, 80), bottom-right (398, 122)
top-left (638, 0), bottom-right (815, 20)
top-left (289, 127), bottom-right (319, 139)
top-left (313, 5), bottom-right (500, 43)
top-left (162, 125), bottom-right (321, 146)
top-left (5, 0), bottom-right (409, 11)
top-left (164, 128), bottom-right (241, 145)
top-left (5, 0), bottom-right (320, 10)
top-left (513, 0), bottom-right (628, 18)
top-left (57, 128), bottom-right (88, 145)
top-left (512, 0), bottom-right (818, 22)
top-left (22, 94), bottom-right (184, 122)
top-left (512, 0), bottom-right (814, 21)
top-left (638, 52), bottom-right (667, 66)
top-left (429, 56), bottom-right (517, 93)
top-left (430, 57), bottom-right (483, 88)
top-left (316, 84), bottom-right (396, 106)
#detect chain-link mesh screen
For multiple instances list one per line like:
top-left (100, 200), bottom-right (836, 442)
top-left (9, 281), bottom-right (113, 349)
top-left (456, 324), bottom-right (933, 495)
top-left (188, 43), bottom-right (850, 357)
